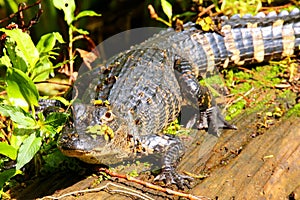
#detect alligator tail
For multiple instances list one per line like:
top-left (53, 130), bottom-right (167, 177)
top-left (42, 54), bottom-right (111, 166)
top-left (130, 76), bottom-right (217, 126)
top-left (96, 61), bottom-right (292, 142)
top-left (192, 8), bottom-right (300, 75)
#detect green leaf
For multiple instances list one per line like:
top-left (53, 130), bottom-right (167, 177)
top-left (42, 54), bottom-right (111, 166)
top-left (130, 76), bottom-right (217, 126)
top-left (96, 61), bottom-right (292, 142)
top-left (16, 133), bottom-right (42, 170)
top-left (45, 112), bottom-right (69, 128)
top-left (161, 0), bottom-right (172, 21)
top-left (52, 0), bottom-right (76, 25)
top-left (53, 32), bottom-right (65, 44)
top-left (40, 124), bottom-right (56, 138)
top-left (36, 32), bottom-right (65, 53)
top-left (4, 0), bottom-right (18, 12)
top-left (0, 28), bottom-right (39, 70)
top-left (0, 142), bottom-right (17, 160)
top-left (0, 169), bottom-right (22, 190)
top-left (50, 96), bottom-right (71, 106)
top-left (74, 10), bottom-right (101, 21)
top-left (70, 25), bottom-right (89, 35)
top-left (31, 57), bottom-right (53, 82)
top-left (0, 49), bottom-right (12, 68)
top-left (40, 112), bottom-right (68, 137)
top-left (6, 68), bottom-right (39, 110)
top-left (0, 104), bottom-right (36, 128)
top-left (173, 11), bottom-right (196, 19)
top-left (4, 38), bottom-right (28, 72)
top-left (34, 32), bottom-right (64, 82)
top-left (10, 133), bottom-right (27, 150)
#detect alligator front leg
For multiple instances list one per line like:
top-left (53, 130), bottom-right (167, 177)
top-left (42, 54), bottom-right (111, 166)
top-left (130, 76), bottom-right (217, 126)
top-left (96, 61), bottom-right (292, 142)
top-left (139, 134), bottom-right (193, 189)
top-left (174, 58), bottom-right (236, 135)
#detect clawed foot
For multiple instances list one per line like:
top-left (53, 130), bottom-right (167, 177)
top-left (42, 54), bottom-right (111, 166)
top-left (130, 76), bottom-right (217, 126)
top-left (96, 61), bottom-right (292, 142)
top-left (198, 106), bottom-right (237, 136)
top-left (154, 168), bottom-right (194, 189)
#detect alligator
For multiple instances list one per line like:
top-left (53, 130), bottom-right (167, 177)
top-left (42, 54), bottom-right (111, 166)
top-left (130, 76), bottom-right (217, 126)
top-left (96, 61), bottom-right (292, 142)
top-left (57, 9), bottom-right (300, 188)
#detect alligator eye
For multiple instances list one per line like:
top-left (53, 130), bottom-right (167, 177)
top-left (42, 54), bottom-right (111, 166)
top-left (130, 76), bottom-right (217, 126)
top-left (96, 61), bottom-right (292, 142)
top-left (105, 111), bottom-right (111, 118)
top-left (102, 111), bottom-right (114, 122)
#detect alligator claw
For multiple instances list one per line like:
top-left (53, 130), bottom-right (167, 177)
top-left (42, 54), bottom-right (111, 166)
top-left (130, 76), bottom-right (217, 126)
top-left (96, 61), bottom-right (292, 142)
top-left (198, 106), bottom-right (237, 136)
top-left (154, 168), bottom-right (194, 189)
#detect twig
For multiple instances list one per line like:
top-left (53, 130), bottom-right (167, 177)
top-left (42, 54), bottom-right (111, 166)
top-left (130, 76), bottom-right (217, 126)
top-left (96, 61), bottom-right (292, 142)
top-left (39, 182), bottom-right (153, 200)
top-left (99, 168), bottom-right (211, 200)
top-left (198, 3), bottom-right (216, 18)
top-left (224, 87), bottom-right (255, 110)
top-left (34, 81), bottom-right (72, 87)
top-left (0, 0), bottom-right (42, 24)
top-left (198, 0), bottom-right (223, 18)
top-left (260, 3), bottom-right (293, 11)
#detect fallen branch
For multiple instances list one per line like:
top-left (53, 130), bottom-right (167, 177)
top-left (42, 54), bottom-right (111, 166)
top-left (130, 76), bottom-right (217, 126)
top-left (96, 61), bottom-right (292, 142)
top-left (39, 182), bottom-right (154, 200)
top-left (99, 168), bottom-right (211, 200)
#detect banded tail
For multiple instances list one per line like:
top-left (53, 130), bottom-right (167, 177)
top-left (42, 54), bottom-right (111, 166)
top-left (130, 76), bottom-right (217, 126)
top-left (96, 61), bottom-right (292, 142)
top-left (190, 8), bottom-right (300, 76)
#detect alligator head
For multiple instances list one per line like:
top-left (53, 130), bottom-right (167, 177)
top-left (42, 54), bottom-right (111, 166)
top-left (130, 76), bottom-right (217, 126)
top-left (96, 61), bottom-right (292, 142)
top-left (58, 102), bottom-right (134, 164)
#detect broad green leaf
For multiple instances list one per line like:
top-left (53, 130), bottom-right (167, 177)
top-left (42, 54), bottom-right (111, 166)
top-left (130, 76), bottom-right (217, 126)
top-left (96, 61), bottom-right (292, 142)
top-left (16, 133), bottom-right (42, 170)
top-left (31, 57), bottom-right (53, 82)
top-left (0, 104), bottom-right (36, 128)
top-left (6, 68), bottom-right (39, 110)
top-left (161, 0), bottom-right (172, 21)
top-left (10, 133), bottom-right (27, 150)
top-left (0, 142), bottom-right (17, 160)
top-left (40, 112), bottom-right (68, 137)
top-left (36, 33), bottom-right (55, 54)
top-left (53, 32), bottom-right (65, 43)
top-left (5, 37), bottom-right (28, 72)
top-left (40, 124), bottom-right (56, 138)
top-left (0, 49), bottom-right (12, 68)
top-left (5, 76), bottom-right (28, 110)
top-left (0, 28), bottom-right (39, 70)
top-left (0, 169), bottom-right (22, 190)
top-left (45, 112), bottom-right (68, 128)
top-left (52, 0), bottom-right (76, 25)
top-left (36, 32), bottom-right (65, 53)
top-left (74, 10), bottom-right (101, 21)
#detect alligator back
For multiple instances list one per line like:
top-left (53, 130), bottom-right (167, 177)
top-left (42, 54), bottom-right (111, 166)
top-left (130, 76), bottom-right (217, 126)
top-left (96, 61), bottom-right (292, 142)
top-left (107, 48), bottom-right (182, 136)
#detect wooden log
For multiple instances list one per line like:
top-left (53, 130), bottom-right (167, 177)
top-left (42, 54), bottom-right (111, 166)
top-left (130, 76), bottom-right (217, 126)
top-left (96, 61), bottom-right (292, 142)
top-left (189, 116), bottom-right (300, 199)
top-left (33, 111), bottom-right (299, 200)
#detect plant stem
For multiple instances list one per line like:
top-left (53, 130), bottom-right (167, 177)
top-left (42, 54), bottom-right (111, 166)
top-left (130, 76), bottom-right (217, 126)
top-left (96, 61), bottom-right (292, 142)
top-left (68, 27), bottom-right (74, 84)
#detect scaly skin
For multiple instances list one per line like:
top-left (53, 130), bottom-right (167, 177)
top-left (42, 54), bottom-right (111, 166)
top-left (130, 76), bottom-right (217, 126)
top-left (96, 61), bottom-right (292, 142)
top-left (57, 9), bottom-right (300, 188)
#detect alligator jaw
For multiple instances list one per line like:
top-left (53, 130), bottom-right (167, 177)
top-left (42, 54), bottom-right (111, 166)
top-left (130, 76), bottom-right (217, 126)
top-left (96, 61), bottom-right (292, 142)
top-left (58, 147), bottom-right (126, 165)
